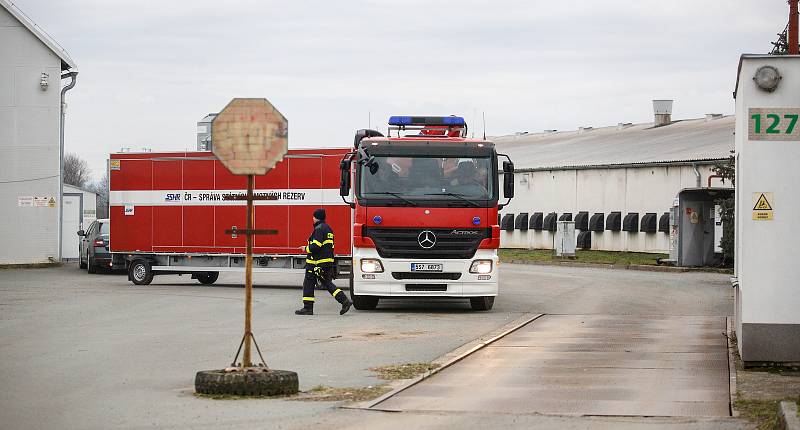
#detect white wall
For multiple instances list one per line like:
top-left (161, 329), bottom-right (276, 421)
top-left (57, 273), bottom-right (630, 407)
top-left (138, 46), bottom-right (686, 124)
top-left (500, 163), bottom-right (726, 253)
top-left (735, 56), bottom-right (800, 336)
top-left (0, 6), bottom-right (63, 264)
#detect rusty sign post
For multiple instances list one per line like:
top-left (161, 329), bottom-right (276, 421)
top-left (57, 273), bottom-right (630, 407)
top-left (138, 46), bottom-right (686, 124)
top-left (195, 98), bottom-right (297, 396)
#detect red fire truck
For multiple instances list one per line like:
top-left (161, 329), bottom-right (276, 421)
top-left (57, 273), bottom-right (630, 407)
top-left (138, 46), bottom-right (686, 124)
top-left (109, 115), bottom-right (514, 311)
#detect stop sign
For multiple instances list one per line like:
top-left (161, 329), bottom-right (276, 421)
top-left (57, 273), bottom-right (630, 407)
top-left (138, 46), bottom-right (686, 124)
top-left (212, 98), bottom-right (288, 175)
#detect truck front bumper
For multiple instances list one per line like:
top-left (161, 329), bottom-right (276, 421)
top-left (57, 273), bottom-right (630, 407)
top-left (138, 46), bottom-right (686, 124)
top-left (352, 248), bottom-right (498, 297)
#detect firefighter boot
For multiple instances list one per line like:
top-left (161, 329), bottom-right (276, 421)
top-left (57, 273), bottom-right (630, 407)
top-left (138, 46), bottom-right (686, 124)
top-left (295, 306), bottom-right (313, 315)
top-left (332, 289), bottom-right (352, 315)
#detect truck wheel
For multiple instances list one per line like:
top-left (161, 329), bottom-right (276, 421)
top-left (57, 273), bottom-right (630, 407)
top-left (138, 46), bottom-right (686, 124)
top-left (349, 274), bottom-right (379, 310)
top-left (470, 296), bottom-right (495, 311)
top-left (87, 254), bottom-right (97, 274)
top-left (129, 260), bottom-right (154, 285)
top-left (79, 251), bottom-right (87, 269)
top-left (197, 272), bottom-right (219, 285)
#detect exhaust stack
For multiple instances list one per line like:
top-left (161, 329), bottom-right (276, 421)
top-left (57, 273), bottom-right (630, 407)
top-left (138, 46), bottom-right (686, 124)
top-left (652, 100), bottom-right (673, 127)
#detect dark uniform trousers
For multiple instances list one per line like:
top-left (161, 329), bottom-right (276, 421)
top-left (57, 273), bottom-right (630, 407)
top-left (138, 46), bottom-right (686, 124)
top-left (302, 221), bottom-right (348, 309)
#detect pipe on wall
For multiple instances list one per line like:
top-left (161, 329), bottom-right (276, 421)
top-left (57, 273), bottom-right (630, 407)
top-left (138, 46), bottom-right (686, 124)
top-left (58, 71), bottom-right (78, 261)
top-left (692, 162), bottom-right (701, 188)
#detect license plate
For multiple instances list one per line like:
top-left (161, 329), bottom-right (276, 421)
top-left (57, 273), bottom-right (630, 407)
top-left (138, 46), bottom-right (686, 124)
top-left (410, 263), bottom-right (443, 272)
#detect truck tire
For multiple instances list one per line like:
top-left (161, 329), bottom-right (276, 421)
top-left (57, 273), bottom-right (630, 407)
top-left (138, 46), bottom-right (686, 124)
top-left (129, 259), bottom-right (154, 285)
top-left (197, 272), bottom-right (219, 285)
top-left (87, 253), bottom-right (97, 274)
top-left (470, 296), bottom-right (495, 311)
top-left (349, 273), bottom-right (378, 310)
top-left (195, 369), bottom-right (298, 396)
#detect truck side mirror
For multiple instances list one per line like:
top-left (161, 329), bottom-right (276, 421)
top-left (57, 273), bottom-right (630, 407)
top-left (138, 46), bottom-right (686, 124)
top-left (502, 161), bottom-right (515, 199)
top-left (339, 160), bottom-right (351, 197)
top-left (503, 172), bottom-right (515, 199)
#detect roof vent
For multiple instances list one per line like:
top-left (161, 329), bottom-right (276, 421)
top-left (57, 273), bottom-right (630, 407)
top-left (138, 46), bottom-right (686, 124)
top-left (617, 122), bottom-right (633, 130)
top-left (652, 99), bottom-right (673, 127)
top-left (705, 113), bottom-right (723, 122)
top-left (578, 126), bottom-right (593, 133)
top-left (543, 129), bottom-right (558, 134)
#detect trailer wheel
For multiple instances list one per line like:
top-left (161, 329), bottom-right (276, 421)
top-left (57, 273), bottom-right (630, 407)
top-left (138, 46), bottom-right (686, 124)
top-left (196, 272), bottom-right (219, 285)
top-left (470, 296), bottom-right (495, 311)
top-left (349, 273), bottom-right (379, 310)
top-left (129, 259), bottom-right (154, 285)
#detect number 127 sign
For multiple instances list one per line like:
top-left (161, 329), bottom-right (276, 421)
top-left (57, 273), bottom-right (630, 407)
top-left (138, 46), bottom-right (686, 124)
top-left (749, 108), bottom-right (800, 141)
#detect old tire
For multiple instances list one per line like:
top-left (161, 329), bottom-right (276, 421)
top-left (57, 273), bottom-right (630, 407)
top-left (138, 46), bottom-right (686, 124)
top-left (197, 272), bottom-right (219, 285)
top-left (129, 259), bottom-right (154, 285)
top-left (470, 296), bottom-right (495, 311)
top-left (349, 274), bottom-right (378, 310)
top-left (195, 369), bottom-right (298, 396)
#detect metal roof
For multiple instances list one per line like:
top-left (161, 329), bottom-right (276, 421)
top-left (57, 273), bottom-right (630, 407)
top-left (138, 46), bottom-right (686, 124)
top-left (492, 116), bottom-right (734, 171)
top-left (1, 0), bottom-right (77, 71)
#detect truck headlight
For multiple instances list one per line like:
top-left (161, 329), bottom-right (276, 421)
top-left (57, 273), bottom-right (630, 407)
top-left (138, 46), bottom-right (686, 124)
top-left (361, 258), bottom-right (384, 273)
top-left (469, 259), bottom-right (493, 274)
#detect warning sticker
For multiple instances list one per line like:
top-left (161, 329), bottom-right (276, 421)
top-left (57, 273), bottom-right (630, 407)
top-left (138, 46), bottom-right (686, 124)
top-left (48, 197), bottom-right (56, 208)
top-left (752, 192), bottom-right (774, 220)
top-left (110, 159), bottom-right (121, 171)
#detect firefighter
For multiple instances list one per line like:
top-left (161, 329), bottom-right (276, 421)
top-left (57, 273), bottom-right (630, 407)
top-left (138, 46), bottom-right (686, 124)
top-left (295, 208), bottom-right (352, 315)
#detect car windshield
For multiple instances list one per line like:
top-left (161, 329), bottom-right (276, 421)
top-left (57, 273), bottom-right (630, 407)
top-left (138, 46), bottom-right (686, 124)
top-left (100, 222), bottom-right (110, 236)
top-left (359, 156), bottom-right (493, 202)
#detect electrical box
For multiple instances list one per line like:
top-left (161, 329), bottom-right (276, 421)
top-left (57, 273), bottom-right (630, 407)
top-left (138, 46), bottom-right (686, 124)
top-left (555, 221), bottom-right (576, 257)
top-left (734, 55), bottom-right (800, 364)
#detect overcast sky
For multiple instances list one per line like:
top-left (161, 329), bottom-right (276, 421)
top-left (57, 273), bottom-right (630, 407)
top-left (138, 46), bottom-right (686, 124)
top-left (12, 0), bottom-right (791, 180)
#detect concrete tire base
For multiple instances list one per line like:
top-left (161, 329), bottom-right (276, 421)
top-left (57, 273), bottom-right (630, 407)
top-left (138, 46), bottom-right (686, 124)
top-left (195, 369), bottom-right (299, 396)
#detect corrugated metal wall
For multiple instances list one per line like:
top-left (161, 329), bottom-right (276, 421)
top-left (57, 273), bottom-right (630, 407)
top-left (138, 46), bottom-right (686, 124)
top-left (499, 164), bottom-right (730, 253)
top-left (0, 6), bottom-right (62, 264)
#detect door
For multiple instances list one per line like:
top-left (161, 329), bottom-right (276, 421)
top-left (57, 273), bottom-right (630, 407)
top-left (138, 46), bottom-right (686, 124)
top-left (62, 194), bottom-right (82, 260)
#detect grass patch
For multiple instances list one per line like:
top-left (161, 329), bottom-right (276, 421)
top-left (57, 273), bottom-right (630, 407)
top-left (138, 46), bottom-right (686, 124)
top-left (733, 398), bottom-right (790, 430)
top-left (499, 249), bottom-right (668, 266)
top-left (369, 362), bottom-right (441, 380)
top-left (291, 385), bottom-right (391, 402)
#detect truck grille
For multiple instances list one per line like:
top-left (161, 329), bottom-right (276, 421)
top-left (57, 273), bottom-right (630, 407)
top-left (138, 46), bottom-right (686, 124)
top-left (365, 227), bottom-right (488, 259)
top-left (392, 272), bottom-right (462, 280)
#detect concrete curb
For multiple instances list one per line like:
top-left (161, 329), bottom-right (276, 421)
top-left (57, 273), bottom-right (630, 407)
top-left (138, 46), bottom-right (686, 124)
top-left (780, 401), bottom-right (800, 430)
top-left (502, 259), bottom-right (733, 274)
top-left (343, 312), bottom-right (544, 410)
top-left (727, 317), bottom-right (739, 418)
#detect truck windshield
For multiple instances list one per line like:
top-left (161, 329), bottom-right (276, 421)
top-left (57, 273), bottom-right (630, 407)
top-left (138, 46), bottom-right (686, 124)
top-left (359, 156), bottom-right (494, 204)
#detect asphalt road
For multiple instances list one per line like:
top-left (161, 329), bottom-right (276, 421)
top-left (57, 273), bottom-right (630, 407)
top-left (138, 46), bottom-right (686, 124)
top-left (0, 263), bottom-right (741, 430)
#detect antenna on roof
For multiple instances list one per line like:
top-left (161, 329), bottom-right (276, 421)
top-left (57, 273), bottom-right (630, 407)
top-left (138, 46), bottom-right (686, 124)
top-left (368, 110), bottom-right (371, 129)
top-left (482, 112), bottom-right (486, 140)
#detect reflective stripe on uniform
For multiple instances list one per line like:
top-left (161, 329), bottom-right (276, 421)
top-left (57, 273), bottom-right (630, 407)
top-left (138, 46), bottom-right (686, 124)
top-left (310, 239), bottom-right (333, 247)
top-left (332, 288), bottom-right (342, 297)
top-left (302, 297), bottom-right (315, 302)
top-left (306, 258), bottom-right (335, 265)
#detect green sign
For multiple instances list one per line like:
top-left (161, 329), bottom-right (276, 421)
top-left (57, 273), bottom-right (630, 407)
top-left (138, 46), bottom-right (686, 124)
top-left (748, 108), bottom-right (800, 141)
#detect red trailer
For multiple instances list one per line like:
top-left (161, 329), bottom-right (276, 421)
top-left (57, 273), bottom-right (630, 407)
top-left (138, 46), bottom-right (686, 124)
top-left (109, 148), bottom-right (352, 285)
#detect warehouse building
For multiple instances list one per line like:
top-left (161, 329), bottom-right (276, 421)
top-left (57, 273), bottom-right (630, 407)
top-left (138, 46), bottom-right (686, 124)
top-left (0, 0), bottom-right (78, 264)
top-left (494, 102), bottom-right (734, 254)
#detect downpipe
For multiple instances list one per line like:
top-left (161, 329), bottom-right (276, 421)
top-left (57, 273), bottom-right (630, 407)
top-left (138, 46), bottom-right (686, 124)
top-left (692, 162), bottom-right (701, 188)
top-left (58, 71), bottom-right (78, 261)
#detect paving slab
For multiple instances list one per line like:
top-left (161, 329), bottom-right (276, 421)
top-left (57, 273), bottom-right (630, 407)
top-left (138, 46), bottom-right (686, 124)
top-left (375, 314), bottom-right (731, 417)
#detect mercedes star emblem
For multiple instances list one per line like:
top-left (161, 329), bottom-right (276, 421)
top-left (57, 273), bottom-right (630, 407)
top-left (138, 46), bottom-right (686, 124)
top-left (417, 230), bottom-right (436, 249)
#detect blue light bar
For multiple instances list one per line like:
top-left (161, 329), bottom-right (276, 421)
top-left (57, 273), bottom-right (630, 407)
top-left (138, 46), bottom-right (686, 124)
top-left (388, 115), bottom-right (466, 127)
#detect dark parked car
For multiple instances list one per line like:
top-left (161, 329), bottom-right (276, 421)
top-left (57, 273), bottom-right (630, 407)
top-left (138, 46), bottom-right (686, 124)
top-left (78, 219), bottom-right (112, 273)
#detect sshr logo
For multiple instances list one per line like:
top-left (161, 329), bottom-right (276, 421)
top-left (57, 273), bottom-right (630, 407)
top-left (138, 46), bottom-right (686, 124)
top-left (165, 193), bottom-right (181, 201)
